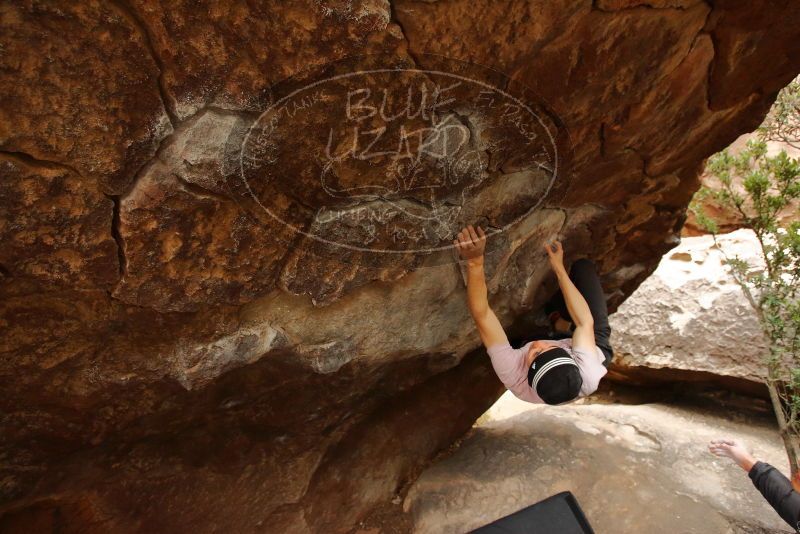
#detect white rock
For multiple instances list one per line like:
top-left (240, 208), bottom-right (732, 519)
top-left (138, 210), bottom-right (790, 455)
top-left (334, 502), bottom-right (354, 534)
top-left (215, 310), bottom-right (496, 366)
top-left (609, 229), bottom-right (768, 382)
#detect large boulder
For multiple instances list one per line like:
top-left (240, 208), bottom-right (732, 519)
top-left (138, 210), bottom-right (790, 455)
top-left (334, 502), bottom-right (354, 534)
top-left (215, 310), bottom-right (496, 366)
top-left (608, 229), bottom-right (769, 392)
top-left (1, 1), bottom-right (800, 532)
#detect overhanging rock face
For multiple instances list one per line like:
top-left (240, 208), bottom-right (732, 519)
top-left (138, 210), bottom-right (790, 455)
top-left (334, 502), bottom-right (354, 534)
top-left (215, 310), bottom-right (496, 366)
top-left (1, 1), bottom-right (799, 532)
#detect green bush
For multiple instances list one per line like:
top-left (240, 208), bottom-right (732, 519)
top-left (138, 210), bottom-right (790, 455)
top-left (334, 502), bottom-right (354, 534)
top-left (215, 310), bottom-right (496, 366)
top-left (690, 77), bottom-right (800, 478)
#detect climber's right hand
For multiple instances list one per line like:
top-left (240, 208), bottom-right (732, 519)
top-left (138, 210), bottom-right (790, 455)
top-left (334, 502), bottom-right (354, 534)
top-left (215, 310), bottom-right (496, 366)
top-left (544, 240), bottom-right (565, 271)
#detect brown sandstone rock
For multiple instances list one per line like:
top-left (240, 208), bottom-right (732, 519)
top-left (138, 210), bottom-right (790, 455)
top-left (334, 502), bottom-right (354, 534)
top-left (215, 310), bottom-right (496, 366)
top-left (0, 1), bottom-right (171, 194)
top-left (1, 1), bottom-right (799, 532)
top-left (0, 156), bottom-right (118, 289)
top-left (683, 133), bottom-right (800, 236)
top-left (125, 0), bottom-right (404, 120)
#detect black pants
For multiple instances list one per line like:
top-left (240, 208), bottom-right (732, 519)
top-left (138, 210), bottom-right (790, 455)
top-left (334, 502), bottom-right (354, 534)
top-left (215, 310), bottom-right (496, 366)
top-left (545, 259), bottom-right (614, 366)
top-left (750, 462), bottom-right (800, 531)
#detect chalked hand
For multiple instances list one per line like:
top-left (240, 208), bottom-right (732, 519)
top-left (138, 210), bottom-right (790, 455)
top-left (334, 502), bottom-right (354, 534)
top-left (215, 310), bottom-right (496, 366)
top-left (544, 240), bottom-right (564, 270)
top-left (454, 225), bottom-right (486, 261)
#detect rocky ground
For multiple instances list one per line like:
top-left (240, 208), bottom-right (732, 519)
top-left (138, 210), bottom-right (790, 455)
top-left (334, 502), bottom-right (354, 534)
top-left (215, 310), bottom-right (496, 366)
top-left (399, 392), bottom-right (791, 534)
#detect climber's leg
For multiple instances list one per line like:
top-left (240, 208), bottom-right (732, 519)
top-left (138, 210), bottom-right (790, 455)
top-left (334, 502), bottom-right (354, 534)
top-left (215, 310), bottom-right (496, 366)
top-left (545, 258), bottom-right (613, 365)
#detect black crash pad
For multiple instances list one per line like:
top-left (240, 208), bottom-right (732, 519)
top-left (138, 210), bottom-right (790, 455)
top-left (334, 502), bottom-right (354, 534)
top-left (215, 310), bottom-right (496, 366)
top-left (470, 491), bottom-right (595, 534)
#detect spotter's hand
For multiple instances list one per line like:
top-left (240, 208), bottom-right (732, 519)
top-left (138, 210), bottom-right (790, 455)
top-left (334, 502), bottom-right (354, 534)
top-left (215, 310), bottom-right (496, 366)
top-left (454, 225), bottom-right (486, 261)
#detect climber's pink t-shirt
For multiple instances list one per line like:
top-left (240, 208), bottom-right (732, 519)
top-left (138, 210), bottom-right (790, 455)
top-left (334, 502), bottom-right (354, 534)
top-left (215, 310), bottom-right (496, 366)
top-left (486, 339), bottom-right (607, 404)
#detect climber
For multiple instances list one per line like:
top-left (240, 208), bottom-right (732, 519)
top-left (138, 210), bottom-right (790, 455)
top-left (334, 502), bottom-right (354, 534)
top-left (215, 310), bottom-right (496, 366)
top-left (453, 225), bottom-right (611, 405)
top-left (709, 438), bottom-right (800, 531)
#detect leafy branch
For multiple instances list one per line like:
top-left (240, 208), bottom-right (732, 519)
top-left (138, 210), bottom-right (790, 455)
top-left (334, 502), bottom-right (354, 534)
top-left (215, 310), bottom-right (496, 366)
top-left (690, 83), bottom-right (800, 476)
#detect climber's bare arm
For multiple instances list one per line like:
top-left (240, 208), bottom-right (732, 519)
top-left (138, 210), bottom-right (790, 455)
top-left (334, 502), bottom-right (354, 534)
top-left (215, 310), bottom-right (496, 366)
top-left (455, 226), bottom-right (509, 347)
top-left (544, 241), bottom-right (595, 351)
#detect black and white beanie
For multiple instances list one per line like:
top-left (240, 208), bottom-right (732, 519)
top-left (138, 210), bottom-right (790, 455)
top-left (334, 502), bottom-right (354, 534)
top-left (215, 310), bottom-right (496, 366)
top-left (527, 347), bottom-right (583, 405)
